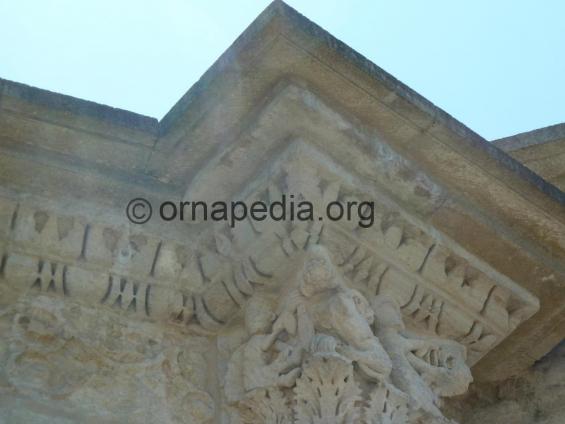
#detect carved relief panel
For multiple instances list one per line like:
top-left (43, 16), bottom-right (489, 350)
top-left (219, 245), bottom-right (472, 424)
top-left (0, 141), bottom-right (540, 423)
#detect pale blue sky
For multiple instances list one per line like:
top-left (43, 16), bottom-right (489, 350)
top-left (1, 0), bottom-right (563, 140)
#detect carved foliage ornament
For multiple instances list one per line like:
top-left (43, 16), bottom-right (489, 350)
top-left (224, 245), bottom-right (472, 423)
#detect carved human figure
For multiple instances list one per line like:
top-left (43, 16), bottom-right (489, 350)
top-left (225, 245), bottom-right (392, 405)
top-left (224, 294), bottom-right (304, 403)
top-left (241, 326), bottom-right (303, 392)
top-left (276, 244), bottom-right (393, 380)
top-left (225, 245), bottom-right (472, 423)
top-left (371, 294), bottom-right (473, 420)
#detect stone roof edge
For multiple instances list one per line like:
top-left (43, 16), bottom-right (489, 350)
top-left (1, 0), bottom-right (563, 205)
top-left (260, 2), bottom-right (565, 205)
top-left (0, 77), bottom-right (159, 134)
top-left (493, 122), bottom-right (565, 152)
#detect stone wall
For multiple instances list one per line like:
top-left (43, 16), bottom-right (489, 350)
top-left (446, 341), bottom-right (565, 424)
top-left (0, 295), bottom-right (217, 423)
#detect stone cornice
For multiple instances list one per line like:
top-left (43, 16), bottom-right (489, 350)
top-left (0, 139), bottom-right (540, 366)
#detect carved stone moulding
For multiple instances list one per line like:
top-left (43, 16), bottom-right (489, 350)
top-left (0, 138), bottom-right (539, 366)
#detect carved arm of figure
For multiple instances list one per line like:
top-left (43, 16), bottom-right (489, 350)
top-left (336, 341), bottom-right (392, 381)
top-left (242, 327), bottom-right (303, 392)
top-left (326, 288), bottom-right (393, 380)
top-left (371, 294), bottom-right (473, 420)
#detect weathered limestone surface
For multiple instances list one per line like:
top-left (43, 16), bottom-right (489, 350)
top-left (0, 1), bottom-right (563, 423)
top-left (0, 297), bottom-right (216, 423)
top-left (494, 123), bottom-right (565, 191)
top-left (445, 341), bottom-right (565, 424)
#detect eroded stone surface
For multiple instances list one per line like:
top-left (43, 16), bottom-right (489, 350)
top-left (446, 341), bottom-right (565, 424)
top-left (0, 295), bottom-right (216, 423)
top-left (0, 1), bottom-right (563, 422)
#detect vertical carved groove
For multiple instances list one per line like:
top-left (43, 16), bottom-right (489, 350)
top-left (0, 254), bottom-right (7, 279)
top-left (10, 203), bottom-right (19, 232)
top-left (100, 275), bottom-right (113, 303)
top-left (62, 265), bottom-right (69, 296)
top-left (144, 284), bottom-right (151, 316)
top-left (80, 224), bottom-right (91, 259)
top-left (150, 241), bottom-right (162, 277)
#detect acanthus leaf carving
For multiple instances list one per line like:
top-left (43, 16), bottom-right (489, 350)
top-left (294, 345), bottom-right (362, 424)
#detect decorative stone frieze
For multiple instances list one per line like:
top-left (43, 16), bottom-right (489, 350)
top-left (0, 150), bottom-right (539, 360)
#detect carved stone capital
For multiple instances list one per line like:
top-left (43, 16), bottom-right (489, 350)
top-left (223, 245), bottom-right (472, 423)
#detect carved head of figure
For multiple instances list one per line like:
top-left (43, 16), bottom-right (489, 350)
top-left (371, 294), bottom-right (405, 332)
top-left (299, 245), bottom-right (339, 298)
